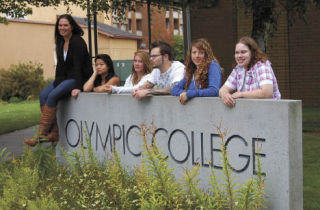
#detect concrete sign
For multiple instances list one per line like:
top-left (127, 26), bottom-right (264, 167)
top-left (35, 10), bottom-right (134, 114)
top-left (56, 93), bottom-right (302, 210)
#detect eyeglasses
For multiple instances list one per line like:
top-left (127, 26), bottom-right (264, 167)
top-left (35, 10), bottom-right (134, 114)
top-left (150, 54), bottom-right (162, 59)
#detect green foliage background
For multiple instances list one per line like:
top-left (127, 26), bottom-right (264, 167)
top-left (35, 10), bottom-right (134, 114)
top-left (0, 62), bottom-right (51, 102)
top-left (173, 35), bottom-right (185, 62)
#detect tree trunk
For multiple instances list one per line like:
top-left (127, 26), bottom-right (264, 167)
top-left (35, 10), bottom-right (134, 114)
top-left (252, 22), bottom-right (266, 52)
top-left (251, 0), bottom-right (275, 52)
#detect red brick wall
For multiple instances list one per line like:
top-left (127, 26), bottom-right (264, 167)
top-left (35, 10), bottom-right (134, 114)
top-left (265, 7), bottom-right (290, 99)
top-left (288, 5), bottom-right (320, 106)
top-left (135, 4), bottom-right (177, 50)
top-left (135, 4), bottom-right (149, 49)
top-left (187, 2), bottom-right (320, 106)
top-left (189, 0), bottom-right (238, 81)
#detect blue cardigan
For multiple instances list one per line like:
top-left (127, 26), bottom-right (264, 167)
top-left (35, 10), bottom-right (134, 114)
top-left (171, 62), bottom-right (222, 98)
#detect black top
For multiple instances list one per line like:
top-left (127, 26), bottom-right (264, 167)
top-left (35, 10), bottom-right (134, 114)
top-left (54, 35), bottom-right (93, 89)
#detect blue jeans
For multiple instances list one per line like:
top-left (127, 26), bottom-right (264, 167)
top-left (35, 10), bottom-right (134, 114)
top-left (40, 79), bottom-right (76, 108)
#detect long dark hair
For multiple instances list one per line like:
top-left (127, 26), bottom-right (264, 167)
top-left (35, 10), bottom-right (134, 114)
top-left (54, 14), bottom-right (83, 58)
top-left (94, 54), bottom-right (117, 86)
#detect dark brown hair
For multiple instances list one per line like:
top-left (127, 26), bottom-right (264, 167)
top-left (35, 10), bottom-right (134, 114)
top-left (151, 41), bottom-right (174, 61)
top-left (54, 14), bottom-right (84, 58)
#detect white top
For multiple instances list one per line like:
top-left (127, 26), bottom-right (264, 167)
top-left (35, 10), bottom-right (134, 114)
top-left (148, 61), bottom-right (185, 89)
top-left (63, 50), bottom-right (68, 61)
top-left (111, 74), bottom-right (151, 94)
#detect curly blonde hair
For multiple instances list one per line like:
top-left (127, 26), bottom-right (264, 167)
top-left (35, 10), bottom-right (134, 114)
top-left (131, 51), bottom-right (152, 85)
top-left (184, 38), bottom-right (221, 89)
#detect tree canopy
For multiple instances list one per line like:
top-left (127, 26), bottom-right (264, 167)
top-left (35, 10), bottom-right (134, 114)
top-left (0, 0), bottom-right (61, 23)
top-left (238, 0), bottom-right (320, 50)
top-left (0, 0), bottom-right (221, 23)
top-left (1, 0), bottom-right (319, 50)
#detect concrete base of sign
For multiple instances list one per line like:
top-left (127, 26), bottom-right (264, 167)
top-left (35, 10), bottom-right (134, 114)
top-left (56, 93), bottom-right (302, 210)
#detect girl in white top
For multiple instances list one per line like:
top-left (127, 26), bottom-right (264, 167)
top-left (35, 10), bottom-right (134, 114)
top-left (105, 51), bottom-right (152, 94)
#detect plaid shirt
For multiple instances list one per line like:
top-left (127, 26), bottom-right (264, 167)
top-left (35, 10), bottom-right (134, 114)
top-left (224, 60), bottom-right (281, 99)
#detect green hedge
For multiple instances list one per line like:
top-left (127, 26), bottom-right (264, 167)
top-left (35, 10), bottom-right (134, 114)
top-left (0, 62), bottom-right (50, 102)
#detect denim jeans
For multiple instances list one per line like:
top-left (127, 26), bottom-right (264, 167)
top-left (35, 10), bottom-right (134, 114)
top-left (39, 79), bottom-right (77, 108)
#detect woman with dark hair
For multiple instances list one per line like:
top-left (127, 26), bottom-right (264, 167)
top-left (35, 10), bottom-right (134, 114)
top-left (24, 14), bottom-right (93, 146)
top-left (105, 51), bottom-right (152, 94)
top-left (83, 54), bottom-right (120, 92)
top-left (219, 36), bottom-right (281, 107)
top-left (171, 38), bottom-right (222, 104)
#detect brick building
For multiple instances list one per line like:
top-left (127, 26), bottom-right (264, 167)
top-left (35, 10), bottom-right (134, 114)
top-left (184, 1), bottom-right (320, 106)
top-left (112, 3), bottom-right (183, 49)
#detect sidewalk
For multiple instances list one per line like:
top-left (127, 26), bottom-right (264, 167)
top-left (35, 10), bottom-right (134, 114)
top-left (0, 125), bottom-right (38, 157)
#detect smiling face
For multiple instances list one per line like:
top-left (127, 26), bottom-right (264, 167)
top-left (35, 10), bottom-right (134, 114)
top-left (235, 43), bottom-right (251, 70)
top-left (58, 18), bottom-right (72, 39)
top-left (133, 55), bottom-right (144, 73)
top-left (191, 46), bottom-right (205, 67)
top-left (95, 58), bottom-right (108, 76)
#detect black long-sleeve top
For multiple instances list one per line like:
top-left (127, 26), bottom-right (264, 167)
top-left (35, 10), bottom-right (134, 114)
top-left (54, 34), bottom-right (93, 89)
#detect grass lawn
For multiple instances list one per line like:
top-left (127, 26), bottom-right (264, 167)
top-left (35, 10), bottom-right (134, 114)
top-left (0, 100), bottom-right (41, 135)
top-left (303, 133), bottom-right (320, 209)
top-left (303, 107), bottom-right (320, 133)
top-left (303, 107), bottom-right (320, 209)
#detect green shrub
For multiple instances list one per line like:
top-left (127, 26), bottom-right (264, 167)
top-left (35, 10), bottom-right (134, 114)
top-left (0, 124), bottom-right (267, 209)
top-left (0, 147), bottom-right (10, 162)
top-left (0, 99), bottom-right (7, 105)
top-left (173, 35), bottom-right (185, 62)
top-left (8, 96), bottom-right (23, 103)
top-left (136, 123), bottom-right (183, 209)
top-left (0, 148), bottom-right (11, 197)
top-left (27, 195), bottom-right (59, 210)
top-left (0, 62), bottom-right (46, 101)
top-left (0, 166), bottom-right (39, 209)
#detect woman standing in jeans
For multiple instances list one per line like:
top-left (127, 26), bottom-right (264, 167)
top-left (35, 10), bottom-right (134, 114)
top-left (25, 14), bottom-right (93, 146)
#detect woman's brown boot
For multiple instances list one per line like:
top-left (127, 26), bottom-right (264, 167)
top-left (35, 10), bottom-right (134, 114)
top-left (24, 105), bottom-right (57, 146)
top-left (44, 119), bottom-right (59, 146)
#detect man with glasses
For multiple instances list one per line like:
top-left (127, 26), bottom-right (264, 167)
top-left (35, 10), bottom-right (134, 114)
top-left (132, 41), bottom-right (185, 100)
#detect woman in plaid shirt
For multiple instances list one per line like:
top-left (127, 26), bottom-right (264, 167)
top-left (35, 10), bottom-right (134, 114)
top-left (219, 36), bottom-right (281, 107)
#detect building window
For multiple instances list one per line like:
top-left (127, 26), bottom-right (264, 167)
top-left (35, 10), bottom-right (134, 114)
top-left (135, 12), bottom-right (142, 19)
top-left (128, 19), bottom-right (132, 31)
top-left (174, 19), bottom-right (179, 30)
top-left (137, 39), bottom-right (142, 49)
top-left (165, 10), bottom-right (169, 18)
top-left (166, 19), bottom-right (170, 30)
top-left (136, 19), bottom-right (142, 31)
